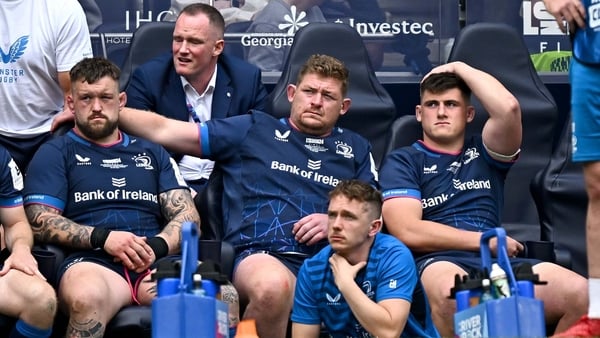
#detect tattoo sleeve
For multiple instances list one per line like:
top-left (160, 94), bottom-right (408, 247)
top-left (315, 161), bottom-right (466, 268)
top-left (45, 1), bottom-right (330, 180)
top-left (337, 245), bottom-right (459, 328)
top-left (158, 188), bottom-right (201, 254)
top-left (25, 204), bottom-right (94, 249)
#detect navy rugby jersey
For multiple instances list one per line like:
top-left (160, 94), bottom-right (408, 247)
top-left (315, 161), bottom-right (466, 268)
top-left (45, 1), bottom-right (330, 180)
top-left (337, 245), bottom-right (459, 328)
top-left (379, 136), bottom-right (513, 235)
top-left (23, 131), bottom-right (188, 237)
top-left (0, 146), bottom-right (24, 208)
top-left (292, 233), bottom-right (439, 338)
top-left (200, 110), bottom-right (377, 256)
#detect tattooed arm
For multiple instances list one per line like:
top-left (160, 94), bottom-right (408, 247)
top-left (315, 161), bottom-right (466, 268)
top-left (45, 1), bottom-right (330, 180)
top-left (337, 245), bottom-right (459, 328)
top-left (157, 188), bottom-right (201, 254)
top-left (25, 204), bottom-right (94, 249)
top-left (25, 204), bottom-right (155, 272)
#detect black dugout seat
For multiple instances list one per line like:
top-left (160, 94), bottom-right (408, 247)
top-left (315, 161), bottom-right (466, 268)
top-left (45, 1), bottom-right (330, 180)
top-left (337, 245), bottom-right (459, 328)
top-left (531, 117), bottom-right (587, 276)
top-left (119, 21), bottom-right (175, 91)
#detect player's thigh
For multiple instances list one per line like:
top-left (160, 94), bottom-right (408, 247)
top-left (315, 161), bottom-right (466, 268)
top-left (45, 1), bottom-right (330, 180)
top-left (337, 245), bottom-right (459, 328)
top-left (421, 260), bottom-right (467, 302)
top-left (59, 262), bottom-right (131, 312)
top-left (0, 269), bottom-right (54, 317)
top-left (233, 253), bottom-right (296, 301)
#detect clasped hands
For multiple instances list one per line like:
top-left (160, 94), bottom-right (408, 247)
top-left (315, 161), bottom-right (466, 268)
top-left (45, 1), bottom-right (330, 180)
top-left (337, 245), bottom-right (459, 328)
top-left (105, 231), bottom-right (156, 272)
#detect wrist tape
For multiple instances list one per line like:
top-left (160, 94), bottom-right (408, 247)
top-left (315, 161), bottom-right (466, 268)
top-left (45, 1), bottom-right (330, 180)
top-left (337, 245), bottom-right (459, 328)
top-left (147, 236), bottom-right (169, 259)
top-left (90, 228), bottom-right (111, 249)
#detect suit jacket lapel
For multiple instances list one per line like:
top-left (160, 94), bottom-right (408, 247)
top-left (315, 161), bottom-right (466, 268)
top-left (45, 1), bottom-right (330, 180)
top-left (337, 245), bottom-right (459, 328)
top-left (163, 68), bottom-right (189, 122)
top-left (211, 64), bottom-right (233, 119)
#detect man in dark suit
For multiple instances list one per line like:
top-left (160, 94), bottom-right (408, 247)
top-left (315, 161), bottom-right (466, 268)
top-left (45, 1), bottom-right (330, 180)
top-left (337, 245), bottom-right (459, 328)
top-left (125, 3), bottom-right (269, 194)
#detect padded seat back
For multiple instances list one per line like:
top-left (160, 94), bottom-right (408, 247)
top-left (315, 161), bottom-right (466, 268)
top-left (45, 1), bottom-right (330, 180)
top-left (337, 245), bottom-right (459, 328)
top-left (531, 117), bottom-right (587, 276)
top-left (267, 22), bottom-right (397, 168)
top-left (119, 21), bottom-right (175, 90)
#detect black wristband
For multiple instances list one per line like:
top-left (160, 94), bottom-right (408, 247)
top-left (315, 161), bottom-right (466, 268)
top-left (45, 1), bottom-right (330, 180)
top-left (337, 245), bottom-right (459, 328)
top-left (90, 228), bottom-right (111, 249)
top-left (147, 236), bottom-right (169, 259)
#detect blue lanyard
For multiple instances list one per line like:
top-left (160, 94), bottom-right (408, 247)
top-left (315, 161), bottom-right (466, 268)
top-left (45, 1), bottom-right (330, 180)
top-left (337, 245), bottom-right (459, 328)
top-left (186, 101), bottom-right (201, 123)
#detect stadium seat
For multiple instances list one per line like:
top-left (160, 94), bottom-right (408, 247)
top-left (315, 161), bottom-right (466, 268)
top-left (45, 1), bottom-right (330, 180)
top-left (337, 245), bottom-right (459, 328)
top-left (266, 22), bottom-right (397, 168)
top-left (531, 117), bottom-right (587, 276)
top-left (194, 167), bottom-right (235, 279)
top-left (118, 21), bottom-right (175, 90)
top-left (223, 21), bottom-right (252, 61)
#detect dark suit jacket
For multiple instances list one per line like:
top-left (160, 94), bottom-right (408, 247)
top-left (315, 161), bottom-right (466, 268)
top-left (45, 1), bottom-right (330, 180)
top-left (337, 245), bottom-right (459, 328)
top-left (125, 52), bottom-right (269, 122)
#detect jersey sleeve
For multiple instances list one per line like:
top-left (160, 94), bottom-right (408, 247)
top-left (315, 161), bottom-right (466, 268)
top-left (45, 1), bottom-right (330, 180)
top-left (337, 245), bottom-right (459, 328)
top-left (23, 142), bottom-right (68, 211)
top-left (54, 0), bottom-right (93, 71)
top-left (200, 113), bottom-right (254, 160)
top-left (291, 261), bottom-right (321, 325)
top-left (0, 147), bottom-right (23, 207)
top-left (375, 241), bottom-right (418, 303)
top-left (379, 147), bottom-right (422, 201)
top-left (155, 145), bottom-right (189, 193)
top-left (355, 148), bottom-right (378, 187)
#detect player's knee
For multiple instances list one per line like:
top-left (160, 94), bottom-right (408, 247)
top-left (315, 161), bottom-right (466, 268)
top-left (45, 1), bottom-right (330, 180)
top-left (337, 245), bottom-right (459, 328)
top-left (62, 284), bottom-right (106, 315)
top-left (24, 279), bottom-right (57, 317)
top-left (249, 275), bottom-right (294, 309)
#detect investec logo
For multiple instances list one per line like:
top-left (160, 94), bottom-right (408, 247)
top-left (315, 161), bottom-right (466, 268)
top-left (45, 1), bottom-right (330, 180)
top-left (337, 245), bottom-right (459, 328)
top-left (240, 6), bottom-right (435, 49)
top-left (270, 159), bottom-right (339, 187)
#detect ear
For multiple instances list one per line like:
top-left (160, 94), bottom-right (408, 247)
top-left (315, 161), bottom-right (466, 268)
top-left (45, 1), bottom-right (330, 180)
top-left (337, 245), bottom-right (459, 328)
top-left (369, 219), bottom-right (382, 237)
top-left (119, 92), bottom-right (127, 110)
top-left (213, 39), bottom-right (224, 56)
top-left (339, 98), bottom-right (351, 116)
top-left (286, 84), bottom-right (296, 103)
top-left (66, 95), bottom-right (75, 114)
top-left (415, 105), bottom-right (423, 122)
top-left (466, 106), bottom-right (475, 123)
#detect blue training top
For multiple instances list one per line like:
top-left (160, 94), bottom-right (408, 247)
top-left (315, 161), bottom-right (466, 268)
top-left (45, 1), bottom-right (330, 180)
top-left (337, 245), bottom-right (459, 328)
top-left (292, 233), bottom-right (439, 338)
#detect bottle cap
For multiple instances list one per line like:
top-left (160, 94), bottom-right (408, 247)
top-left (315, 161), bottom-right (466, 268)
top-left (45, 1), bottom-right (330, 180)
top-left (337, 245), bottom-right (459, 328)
top-left (235, 319), bottom-right (259, 338)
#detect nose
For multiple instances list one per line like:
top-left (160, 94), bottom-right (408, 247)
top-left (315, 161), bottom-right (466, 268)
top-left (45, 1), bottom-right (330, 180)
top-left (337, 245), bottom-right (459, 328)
top-left (330, 216), bottom-right (342, 230)
top-left (91, 98), bottom-right (102, 112)
top-left (436, 105), bottom-right (447, 118)
top-left (176, 40), bottom-right (189, 54)
top-left (310, 93), bottom-right (323, 107)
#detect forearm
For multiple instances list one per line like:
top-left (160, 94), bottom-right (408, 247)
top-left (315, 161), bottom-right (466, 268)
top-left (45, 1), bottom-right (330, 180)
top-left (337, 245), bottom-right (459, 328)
top-left (25, 204), bottom-right (93, 249)
top-left (291, 323), bottom-right (321, 338)
top-left (3, 221), bottom-right (34, 251)
top-left (58, 71), bottom-right (71, 105)
top-left (120, 107), bottom-right (202, 157)
top-left (120, 107), bottom-right (168, 141)
top-left (452, 62), bottom-right (520, 119)
top-left (389, 218), bottom-right (482, 253)
top-left (158, 189), bottom-right (201, 254)
top-left (383, 199), bottom-right (484, 253)
top-left (340, 283), bottom-right (403, 338)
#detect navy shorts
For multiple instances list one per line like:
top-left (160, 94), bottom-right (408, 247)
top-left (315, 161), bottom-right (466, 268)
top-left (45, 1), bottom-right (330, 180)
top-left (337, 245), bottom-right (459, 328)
top-left (58, 250), bottom-right (180, 303)
top-left (234, 249), bottom-right (307, 276)
top-left (415, 250), bottom-right (541, 277)
top-left (0, 132), bottom-right (52, 173)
